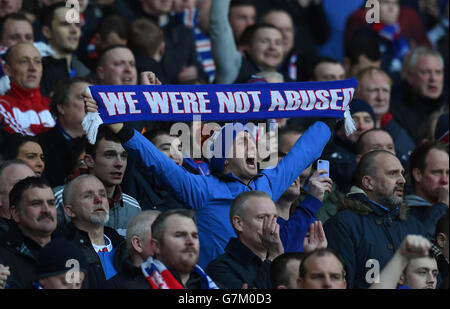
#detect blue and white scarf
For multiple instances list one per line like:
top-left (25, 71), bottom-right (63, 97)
top-left (82, 79), bottom-right (357, 144)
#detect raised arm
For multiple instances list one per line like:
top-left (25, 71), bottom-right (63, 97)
top-left (370, 235), bottom-right (432, 289)
top-left (258, 121), bottom-right (331, 201)
top-left (83, 82), bottom-right (210, 209)
top-left (210, 0), bottom-right (243, 84)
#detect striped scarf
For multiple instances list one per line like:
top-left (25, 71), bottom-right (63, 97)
top-left (141, 256), bottom-right (218, 289)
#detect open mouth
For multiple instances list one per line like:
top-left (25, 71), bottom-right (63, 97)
top-left (111, 172), bottom-right (123, 179)
top-left (121, 77), bottom-right (134, 84)
top-left (246, 157), bottom-right (257, 170)
top-left (394, 187), bottom-right (403, 197)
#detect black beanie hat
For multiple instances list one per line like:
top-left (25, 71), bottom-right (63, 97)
top-left (37, 239), bottom-right (88, 279)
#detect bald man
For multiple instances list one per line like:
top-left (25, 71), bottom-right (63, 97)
top-left (0, 42), bottom-right (55, 135)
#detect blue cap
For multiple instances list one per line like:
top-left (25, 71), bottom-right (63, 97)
top-left (208, 123), bottom-right (255, 174)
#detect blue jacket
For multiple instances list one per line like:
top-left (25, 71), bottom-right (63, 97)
top-left (324, 193), bottom-right (428, 289)
top-left (278, 195), bottom-right (322, 252)
top-left (118, 121), bottom-right (331, 268)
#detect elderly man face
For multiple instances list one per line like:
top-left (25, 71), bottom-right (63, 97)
top-left (3, 43), bottom-right (42, 89)
top-left (406, 54), bottom-right (444, 99)
top-left (65, 176), bottom-right (110, 226)
top-left (358, 70), bottom-right (391, 120)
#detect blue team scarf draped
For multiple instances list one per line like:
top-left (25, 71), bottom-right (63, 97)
top-left (82, 79), bottom-right (357, 144)
top-left (141, 256), bottom-right (218, 289)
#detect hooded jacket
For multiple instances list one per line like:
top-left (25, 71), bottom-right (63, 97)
top-left (404, 194), bottom-right (448, 240)
top-left (324, 188), bottom-right (428, 289)
top-left (116, 121), bottom-right (331, 268)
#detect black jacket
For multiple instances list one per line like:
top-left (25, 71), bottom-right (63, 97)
top-left (0, 219), bottom-right (44, 289)
top-left (40, 56), bottom-right (90, 97)
top-left (55, 222), bottom-right (127, 289)
top-left (321, 135), bottom-right (357, 193)
top-left (121, 157), bottom-right (185, 211)
top-left (391, 82), bottom-right (448, 143)
top-left (38, 125), bottom-right (87, 188)
top-left (205, 237), bottom-right (272, 289)
top-left (101, 257), bottom-right (150, 289)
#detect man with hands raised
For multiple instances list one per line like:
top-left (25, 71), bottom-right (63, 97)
top-left (205, 191), bottom-right (284, 289)
top-left (370, 235), bottom-right (439, 289)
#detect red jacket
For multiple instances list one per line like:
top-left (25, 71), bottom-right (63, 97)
top-left (0, 83), bottom-right (55, 135)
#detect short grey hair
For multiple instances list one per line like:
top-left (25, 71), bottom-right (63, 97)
top-left (229, 191), bottom-right (272, 228)
top-left (126, 210), bottom-right (161, 254)
top-left (404, 46), bottom-right (444, 75)
top-left (62, 174), bottom-right (99, 206)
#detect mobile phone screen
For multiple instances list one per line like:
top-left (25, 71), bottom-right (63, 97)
top-left (317, 160), bottom-right (329, 178)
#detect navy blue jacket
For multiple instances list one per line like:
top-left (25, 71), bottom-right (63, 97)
top-left (278, 194), bottom-right (322, 252)
top-left (324, 194), bottom-right (428, 289)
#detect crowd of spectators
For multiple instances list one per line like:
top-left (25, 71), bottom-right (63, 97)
top-left (0, 0), bottom-right (448, 290)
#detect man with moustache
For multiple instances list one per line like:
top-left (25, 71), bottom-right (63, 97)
top-left (0, 176), bottom-right (57, 288)
top-left (59, 174), bottom-right (127, 289)
top-left (324, 150), bottom-right (428, 289)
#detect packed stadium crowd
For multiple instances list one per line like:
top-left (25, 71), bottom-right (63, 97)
top-left (0, 0), bottom-right (448, 290)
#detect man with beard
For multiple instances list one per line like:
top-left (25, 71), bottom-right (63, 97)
top-left (53, 126), bottom-right (141, 236)
top-left (40, 2), bottom-right (90, 96)
top-left (146, 208), bottom-right (217, 289)
top-left (59, 174), bottom-right (126, 289)
top-left (324, 150), bottom-right (428, 289)
top-left (0, 176), bottom-right (57, 288)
